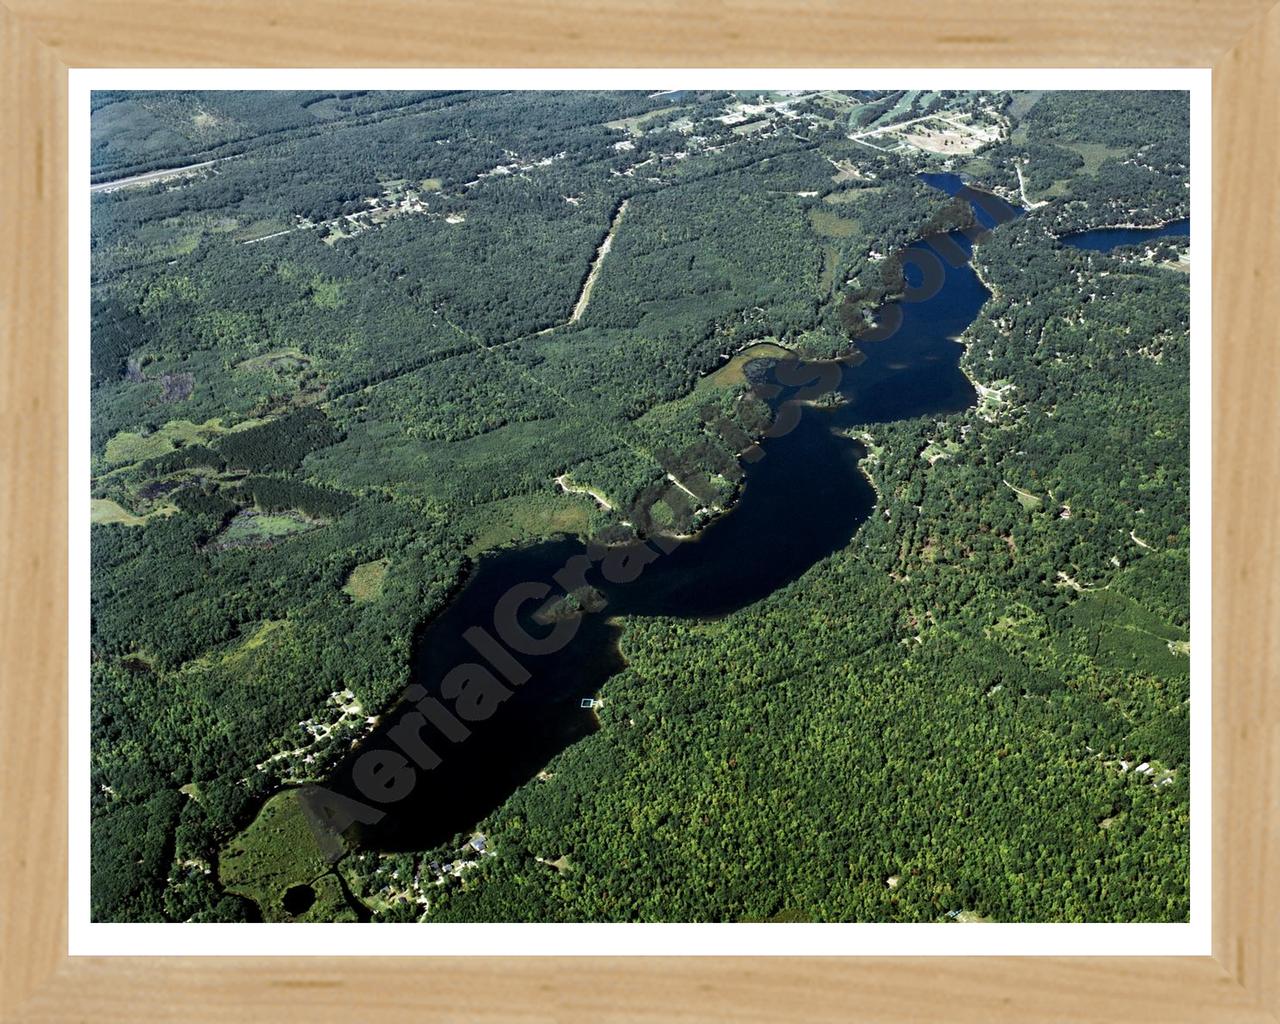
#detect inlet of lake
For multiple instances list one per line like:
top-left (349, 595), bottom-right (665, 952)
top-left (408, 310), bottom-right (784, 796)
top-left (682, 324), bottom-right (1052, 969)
top-left (1058, 218), bottom-right (1190, 253)
top-left (318, 175), bottom-right (1177, 854)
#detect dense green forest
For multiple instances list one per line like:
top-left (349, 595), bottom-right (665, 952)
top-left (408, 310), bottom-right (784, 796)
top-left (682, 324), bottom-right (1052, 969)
top-left (89, 89), bottom-right (1191, 925)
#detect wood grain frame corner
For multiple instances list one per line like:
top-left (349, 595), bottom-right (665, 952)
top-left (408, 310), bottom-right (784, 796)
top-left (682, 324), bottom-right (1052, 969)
top-left (2, 2), bottom-right (1276, 1020)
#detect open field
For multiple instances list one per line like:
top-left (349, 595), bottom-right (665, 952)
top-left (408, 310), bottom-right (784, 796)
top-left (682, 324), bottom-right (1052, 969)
top-left (219, 619), bottom-right (293, 678)
top-left (236, 346), bottom-right (313, 379)
top-left (103, 419), bottom-right (218, 467)
top-left (1062, 590), bottom-right (1190, 681)
top-left (899, 116), bottom-right (1002, 156)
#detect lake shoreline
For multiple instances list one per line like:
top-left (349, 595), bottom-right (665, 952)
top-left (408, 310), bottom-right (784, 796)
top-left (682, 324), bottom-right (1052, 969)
top-left (1055, 215), bottom-right (1190, 239)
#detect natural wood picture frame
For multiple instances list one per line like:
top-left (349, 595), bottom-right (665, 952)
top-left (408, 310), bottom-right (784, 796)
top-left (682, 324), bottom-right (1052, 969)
top-left (2, 2), bottom-right (1276, 1019)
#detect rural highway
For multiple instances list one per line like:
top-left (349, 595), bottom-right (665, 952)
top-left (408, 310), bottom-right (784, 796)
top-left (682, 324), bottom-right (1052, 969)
top-left (90, 158), bottom-right (223, 194)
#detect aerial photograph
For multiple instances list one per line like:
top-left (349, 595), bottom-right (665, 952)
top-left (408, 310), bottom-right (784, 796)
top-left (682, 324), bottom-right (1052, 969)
top-left (88, 88), bottom-right (1191, 924)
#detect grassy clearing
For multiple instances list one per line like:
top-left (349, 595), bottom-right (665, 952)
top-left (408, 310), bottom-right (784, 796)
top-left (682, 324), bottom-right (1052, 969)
top-left (540, 854), bottom-right (572, 874)
top-left (604, 107), bottom-right (685, 137)
top-left (880, 89), bottom-right (924, 124)
top-left (236, 347), bottom-right (311, 377)
top-left (824, 183), bottom-right (881, 204)
top-left (90, 498), bottom-right (177, 526)
top-left (219, 789), bottom-right (354, 921)
top-left (1035, 180), bottom-right (1074, 200)
top-left (101, 430), bottom-right (172, 465)
top-left (1064, 142), bottom-right (1127, 175)
top-left (1008, 91), bottom-right (1044, 120)
top-left (230, 618), bottom-right (290, 654)
top-left (818, 245), bottom-right (839, 294)
top-left (104, 422), bottom-right (206, 467)
top-left (134, 216), bottom-right (206, 258)
top-left (1003, 479), bottom-right (1043, 510)
top-left (1022, 140), bottom-right (1129, 200)
top-left (100, 416), bottom-right (259, 470)
top-left (191, 110), bottom-right (222, 130)
top-left (699, 341), bottom-right (792, 390)
top-left (216, 619), bottom-right (295, 681)
top-left (343, 558), bottom-right (390, 603)
top-left (960, 156), bottom-right (998, 180)
top-left (462, 493), bottom-right (592, 554)
top-left (308, 415), bottom-right (595, 504)
top-left (309, 275), bottom-right (344, 310)
top-left (216, 511), bottom-right (316, 547)
top-left (828, 160), bottom-right (866, 184)
top-left (222, 512), bottom-right (307, 542)
top-left (420, 177), bottom-right (443, 191)
top-left (920, 439), bottom-right (961, 464)
top-left (808, 207), bottom-right (860, 239)
top-left (231, 217), bottom-right (291, 242)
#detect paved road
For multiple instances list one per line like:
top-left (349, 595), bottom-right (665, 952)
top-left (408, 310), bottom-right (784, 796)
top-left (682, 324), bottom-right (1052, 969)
top-left (90, 159), bottom-right (222, 194)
